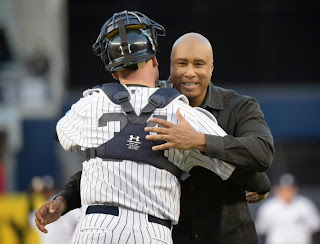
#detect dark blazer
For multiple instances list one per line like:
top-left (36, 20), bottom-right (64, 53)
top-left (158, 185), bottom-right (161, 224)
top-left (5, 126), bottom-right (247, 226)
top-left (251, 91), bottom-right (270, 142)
top-left (172, 83), bottom-right (275, 244)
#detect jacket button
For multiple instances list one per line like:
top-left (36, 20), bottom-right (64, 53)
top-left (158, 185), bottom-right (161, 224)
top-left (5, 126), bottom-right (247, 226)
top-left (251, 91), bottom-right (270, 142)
top-left (194, 233), bottom-right (198, 238)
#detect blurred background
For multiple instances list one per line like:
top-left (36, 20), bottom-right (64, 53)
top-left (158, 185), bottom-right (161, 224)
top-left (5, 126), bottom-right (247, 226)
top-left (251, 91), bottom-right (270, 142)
top-left (0, 0), bottom-right (319, 243)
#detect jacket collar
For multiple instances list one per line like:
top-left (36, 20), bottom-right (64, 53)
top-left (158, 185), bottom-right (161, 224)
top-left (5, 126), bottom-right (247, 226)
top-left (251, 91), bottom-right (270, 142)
top-left (201, 82), bottom-right (224, 110)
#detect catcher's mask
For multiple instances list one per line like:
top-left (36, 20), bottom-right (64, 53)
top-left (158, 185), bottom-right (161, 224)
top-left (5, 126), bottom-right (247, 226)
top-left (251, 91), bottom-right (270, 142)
top-left (92, 10), bottom-right (165, 72)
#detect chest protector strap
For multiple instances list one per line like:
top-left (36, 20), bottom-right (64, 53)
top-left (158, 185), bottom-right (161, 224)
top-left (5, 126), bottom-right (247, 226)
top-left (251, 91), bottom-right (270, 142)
top-left (82, 83), bottom-right (190, 181)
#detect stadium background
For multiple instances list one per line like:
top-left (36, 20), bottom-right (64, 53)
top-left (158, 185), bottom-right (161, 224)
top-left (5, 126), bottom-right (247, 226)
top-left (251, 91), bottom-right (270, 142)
top-left (0, 0), bottom-right (319, 243)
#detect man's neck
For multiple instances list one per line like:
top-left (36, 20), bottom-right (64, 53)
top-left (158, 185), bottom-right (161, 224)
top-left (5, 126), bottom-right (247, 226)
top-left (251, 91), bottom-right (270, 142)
top-left (189, 97), bottom-right (205, 107)
top-left (121, 80), bottom-right (156, 88)
top-left (118, 59), bottom-right (157, 88)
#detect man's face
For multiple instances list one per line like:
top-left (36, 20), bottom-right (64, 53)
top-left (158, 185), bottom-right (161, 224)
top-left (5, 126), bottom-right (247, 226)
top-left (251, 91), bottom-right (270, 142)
top-left (275, 186), bottom-right (298, 203)
top-left (170, 40), bottom-right (214, 107)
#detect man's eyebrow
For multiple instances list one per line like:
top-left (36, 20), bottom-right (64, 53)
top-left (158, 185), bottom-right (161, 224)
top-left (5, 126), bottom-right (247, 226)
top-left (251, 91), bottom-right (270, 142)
top-left (176, 58), bottom-right (187, 61)
top-left (194, 59), bottom-right (206, 63)
top-left (175, 58), bottom-right (206, 63)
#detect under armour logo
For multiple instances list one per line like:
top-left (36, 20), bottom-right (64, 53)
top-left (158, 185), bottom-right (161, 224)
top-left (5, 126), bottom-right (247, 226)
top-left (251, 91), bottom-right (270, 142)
top-left (126, 134), bottom-right (141, 150)
top-left (129, 135), bottom-right (140, 142)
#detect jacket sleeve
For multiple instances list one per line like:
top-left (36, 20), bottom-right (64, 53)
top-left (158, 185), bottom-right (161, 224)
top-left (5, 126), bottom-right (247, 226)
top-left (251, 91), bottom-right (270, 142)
top-left (55, 171), bottom-right (82, 215)
top-left (228, 168), bottom-right (270, 194)
top-left (206, 98), bottom-right (275, 172)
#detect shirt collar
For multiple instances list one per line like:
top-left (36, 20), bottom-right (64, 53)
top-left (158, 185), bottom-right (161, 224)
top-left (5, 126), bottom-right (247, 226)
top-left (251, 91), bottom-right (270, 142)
top-left (201, 82), bottom-right (224, 110)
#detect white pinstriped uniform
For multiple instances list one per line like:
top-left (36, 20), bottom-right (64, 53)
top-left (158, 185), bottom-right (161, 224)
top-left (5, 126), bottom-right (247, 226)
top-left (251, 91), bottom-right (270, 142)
top-left (56, 85), bottom-right (235, 244)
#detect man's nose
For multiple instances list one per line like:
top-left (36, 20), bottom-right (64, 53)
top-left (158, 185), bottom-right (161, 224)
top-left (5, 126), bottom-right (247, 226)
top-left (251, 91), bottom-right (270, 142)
top-left (184, 65), bottom-right (196, 78)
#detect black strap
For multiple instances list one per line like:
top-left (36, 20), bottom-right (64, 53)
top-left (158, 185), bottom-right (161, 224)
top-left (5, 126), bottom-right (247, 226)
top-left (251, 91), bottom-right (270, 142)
top-left (151, 88), bottom-right (181, 105)
top-left (100, 83), bottom-right (138, 122)
top-left (156, 156), bottom-right (191, 181)
top-left (141, 93), bottom-right (166, 113)
top-left (105, 53), bottom-right (155, 71)
top-left (118, 19), bottom-right (130, 56)
top-left (138, 88), bottom-right (180, 123)
top-left (81, 146), bottom-right (190, 181)
top-left (86, 205), bottom-right (171, 229)
top-left (99, 83), bottom-right (180, 125)
top-left (148, 215), bottom-right (171, 229)
top-left (86, 205), bottom-right (119, 216)
top-left (100, 83), bottom-right (129, 104)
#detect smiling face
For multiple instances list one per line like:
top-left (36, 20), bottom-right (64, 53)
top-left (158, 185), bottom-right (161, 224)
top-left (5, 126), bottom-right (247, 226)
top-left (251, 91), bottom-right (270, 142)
top-left (170, 33), bottom-right (214, 107)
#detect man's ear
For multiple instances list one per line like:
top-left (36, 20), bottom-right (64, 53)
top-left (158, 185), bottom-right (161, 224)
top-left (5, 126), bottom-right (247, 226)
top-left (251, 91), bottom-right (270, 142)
top-left (211, 60), bottom-right (214, 73)
top-left (111, 72), bottom-right (119, 80)
top-left (152, 57), bottom-right (159, 67)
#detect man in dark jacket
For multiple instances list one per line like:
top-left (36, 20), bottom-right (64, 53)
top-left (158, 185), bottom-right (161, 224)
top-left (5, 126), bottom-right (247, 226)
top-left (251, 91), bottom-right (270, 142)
top-left (145, 32), bottom-right (274, 244)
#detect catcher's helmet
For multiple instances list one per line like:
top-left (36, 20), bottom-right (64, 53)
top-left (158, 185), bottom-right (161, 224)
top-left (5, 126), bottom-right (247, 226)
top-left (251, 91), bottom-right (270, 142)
top-left (92, 10), bottom-right (165, 72)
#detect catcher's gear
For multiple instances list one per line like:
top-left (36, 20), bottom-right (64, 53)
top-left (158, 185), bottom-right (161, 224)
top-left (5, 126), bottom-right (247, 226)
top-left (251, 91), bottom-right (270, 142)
top-left (81, 82), bottom-right (190, 181)
top-left (92, 10), bottom-right (165, 72)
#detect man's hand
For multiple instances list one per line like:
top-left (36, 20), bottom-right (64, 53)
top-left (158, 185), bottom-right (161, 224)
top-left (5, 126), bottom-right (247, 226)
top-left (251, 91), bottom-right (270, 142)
top-left (246, 192), bottom-right (268, 204)
top-left (35, 196), bottom-right (67, 233)
top-left (145, 109), bottom-right (207, 151)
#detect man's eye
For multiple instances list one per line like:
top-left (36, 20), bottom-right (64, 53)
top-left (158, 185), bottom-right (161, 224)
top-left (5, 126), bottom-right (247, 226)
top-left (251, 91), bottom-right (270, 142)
top-left (177, 62), bottom-right (187, 66)
top-left (195, 62), bottom-right (204, 66)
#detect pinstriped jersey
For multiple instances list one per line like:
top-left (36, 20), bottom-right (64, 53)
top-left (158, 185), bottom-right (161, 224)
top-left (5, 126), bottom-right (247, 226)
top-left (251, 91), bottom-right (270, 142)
top-left (56, 85), bottom-right (235, 224)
